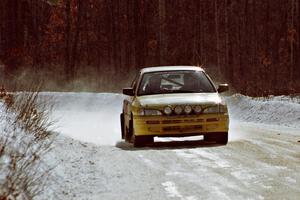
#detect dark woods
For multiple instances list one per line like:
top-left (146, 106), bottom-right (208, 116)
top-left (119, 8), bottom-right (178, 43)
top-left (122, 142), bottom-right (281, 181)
top-left (0, 0), bottom-right (299, 96)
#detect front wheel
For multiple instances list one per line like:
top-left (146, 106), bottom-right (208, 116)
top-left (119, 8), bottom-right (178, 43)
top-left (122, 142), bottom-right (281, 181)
top-left (204, 132), bottom-right (228, 145)
top-left (124, 118), bottom-right (133, 143)
top-left (120, 113), bottom-right (125, 139)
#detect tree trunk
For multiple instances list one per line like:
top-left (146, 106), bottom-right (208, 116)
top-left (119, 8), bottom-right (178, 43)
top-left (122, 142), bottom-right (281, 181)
top-left (224, 0), bottom-right (232, 83)
top-left (214, 0), bottom-right (220, 78)
top-left (159, 0), bottom-right (166, 65)
top-left (70, 0), bottom-right (83, 80)
top-left (289, 0), bottom-right (295, 85)
top-left (65, 0), bottom-right (72, 83)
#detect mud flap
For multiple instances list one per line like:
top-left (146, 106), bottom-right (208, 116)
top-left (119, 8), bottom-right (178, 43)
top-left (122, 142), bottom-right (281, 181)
top-left (204, 132), bottom-right (228, 145)
top-left (120, 113), bottom-right (124, 139)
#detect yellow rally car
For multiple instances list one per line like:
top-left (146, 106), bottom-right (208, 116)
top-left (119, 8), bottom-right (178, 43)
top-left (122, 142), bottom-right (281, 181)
top-left (120, 66), bottom-right (229, 147)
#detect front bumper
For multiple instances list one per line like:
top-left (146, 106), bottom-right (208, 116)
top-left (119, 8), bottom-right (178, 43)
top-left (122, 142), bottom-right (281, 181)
top-left (133, 113), bottom-right (229, 136)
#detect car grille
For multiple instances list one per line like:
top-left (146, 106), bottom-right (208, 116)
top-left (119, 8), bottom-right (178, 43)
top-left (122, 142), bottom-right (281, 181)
top-left (146, 116), bottom-right (222, 133)
top-left (163, 125), bottom-right (203, 132)
top-left (146, 118), bottom-right (211, 125)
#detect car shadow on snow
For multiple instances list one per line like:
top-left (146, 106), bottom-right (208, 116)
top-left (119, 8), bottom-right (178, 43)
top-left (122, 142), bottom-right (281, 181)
top-left (115, 140), bottom-right (224, 151)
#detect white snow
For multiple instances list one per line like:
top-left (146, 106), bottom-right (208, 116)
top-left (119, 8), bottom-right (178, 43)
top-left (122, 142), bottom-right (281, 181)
top-left (41, 92), bottom-right (125, 145)
top-left (0, 100), bottom-right (54, 198)
top-left (227, 94), bottom-right (300, 130)
top-left (35, 93), bottom-right (300, 199)
top-left (161, 181), bottom-right (183, 198)
top-left (2, 92), bottom-right (299, 147)
top-left (161, 181), bottom-right (198, 200)
top-left (40, 92), bottom-right (300, 146)
top-left (2, 92), bottom-right (300, 199)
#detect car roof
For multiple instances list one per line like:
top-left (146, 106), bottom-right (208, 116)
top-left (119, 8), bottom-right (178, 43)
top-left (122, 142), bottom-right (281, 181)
top-left (140, 66), bottom-right (204, 74)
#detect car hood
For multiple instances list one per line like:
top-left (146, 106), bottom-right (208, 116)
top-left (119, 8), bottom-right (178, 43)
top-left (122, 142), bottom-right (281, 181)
top-left (136, 93), bottom-right (222, 107)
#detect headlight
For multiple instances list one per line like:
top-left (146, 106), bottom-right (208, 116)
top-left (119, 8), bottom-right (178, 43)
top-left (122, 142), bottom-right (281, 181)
top-left (219, 104), bottom-right (228, 113)
top-left (144, 109), bottom-right (162, 116)
top-left (193, 105), bottom-right (202, 114)
top-left (138, 109), bottom-right (145, 115)
top-left (203, 105), bottom-right (219, 114)
top-left (174, 105), bottom-right (183, 115)
top-left (138, 109), bottom-right (162, 116)
top-left (184, 105), bottom-right (192, 114)
top-left (163, 106), bottom-right (172, 115)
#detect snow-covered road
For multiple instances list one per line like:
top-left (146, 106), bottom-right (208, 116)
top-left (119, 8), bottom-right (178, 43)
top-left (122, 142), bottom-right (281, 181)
top-left (40, 93), bottom-right (300, 200)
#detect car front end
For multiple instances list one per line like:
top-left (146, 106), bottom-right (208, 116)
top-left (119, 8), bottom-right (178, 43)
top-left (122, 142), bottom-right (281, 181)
top-left (131, 93), bottom-right (229, 137)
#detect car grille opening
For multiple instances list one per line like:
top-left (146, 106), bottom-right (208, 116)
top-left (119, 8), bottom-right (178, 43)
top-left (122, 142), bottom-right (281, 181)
top-left (163, 125), bottom-right (202, 132)
top-left (146, 120), bottom-right (160, 124)
top-left (206, 118), bottom-right (219, 122)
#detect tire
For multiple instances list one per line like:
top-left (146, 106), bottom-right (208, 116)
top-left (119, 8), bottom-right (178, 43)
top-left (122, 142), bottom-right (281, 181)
top-left (133, 135), bottom-right (154, 147)
top-left (125, 118), bottom-right (133, 143)
top-left (127, 114), bottom-right (154, 147)
top-left (120, 113), bottom-right (125, 139)
top-left (204, 132), bottom-right (228, 145)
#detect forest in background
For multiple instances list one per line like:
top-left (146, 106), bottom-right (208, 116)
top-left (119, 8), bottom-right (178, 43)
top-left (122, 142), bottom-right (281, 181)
top-left (0, 0), bottom-right (299, 96)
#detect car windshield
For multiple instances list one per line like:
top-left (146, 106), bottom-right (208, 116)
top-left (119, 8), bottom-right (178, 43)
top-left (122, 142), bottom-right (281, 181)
top-left (137, 70), bottom-right (216, 96)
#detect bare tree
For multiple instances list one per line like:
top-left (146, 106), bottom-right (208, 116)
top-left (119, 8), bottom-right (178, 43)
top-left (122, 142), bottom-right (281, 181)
top-left (159, 0), bottom-right (166, 65)
top-left (0, 90), bottom-right (55, 199)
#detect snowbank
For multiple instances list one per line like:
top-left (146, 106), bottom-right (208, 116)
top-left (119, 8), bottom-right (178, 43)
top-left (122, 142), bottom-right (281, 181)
top-left (38, 92), bottom-right (300, 145)
top-left (227, 94), bottom-right (300, 129)
top-left (40, 92), bottom-right (125, 145)
top-left (0, 98), bottom-right (54, 199)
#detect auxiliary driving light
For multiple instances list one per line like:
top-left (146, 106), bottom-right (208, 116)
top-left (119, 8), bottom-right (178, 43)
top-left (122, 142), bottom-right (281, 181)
top-left (164, 106), bottom-right (172, 115)
top-left (174, 105), bottom-right (183, 115)
top-left (184, 105), bottom-right (192, 114)
top-left (193, 105), bottom-right (202, 114)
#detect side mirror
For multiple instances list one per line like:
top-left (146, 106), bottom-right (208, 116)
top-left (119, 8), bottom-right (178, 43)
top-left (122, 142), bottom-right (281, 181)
top-left (217, 84), bottom-right (229, 93)
top-left (123, 88), bottom-right (134, 96)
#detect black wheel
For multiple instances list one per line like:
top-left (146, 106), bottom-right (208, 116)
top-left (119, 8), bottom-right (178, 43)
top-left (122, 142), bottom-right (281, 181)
top-left (133, 135), bottom-right (154, 147)
top-left (120, 113), bottom-right (125, 139)
top-left (204, 132), bottom-right (228, 145)
top-left (125, 118), bottom-right (133, 143)
top-left (127, 114), bottom-right (154, 147)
